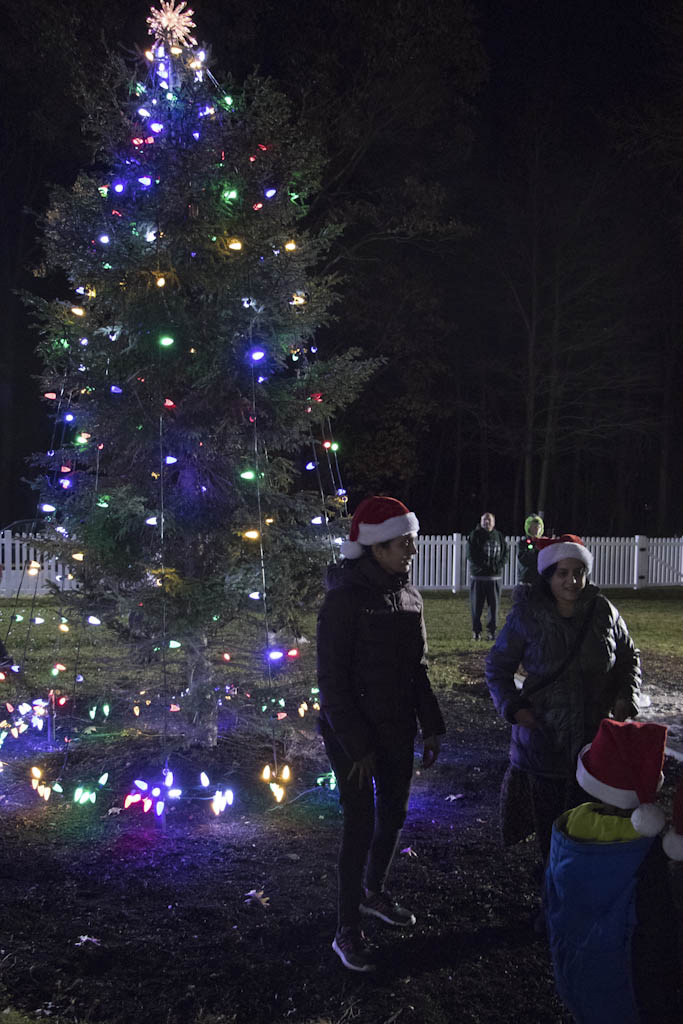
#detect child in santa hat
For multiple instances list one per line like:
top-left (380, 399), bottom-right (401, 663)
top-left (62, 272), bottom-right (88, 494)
top-left (545, 718), bottom-right (681, 1023)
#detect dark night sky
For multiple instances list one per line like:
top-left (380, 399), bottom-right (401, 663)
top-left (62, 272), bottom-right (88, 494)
top-left (1, 0), bottom-right (680, 535)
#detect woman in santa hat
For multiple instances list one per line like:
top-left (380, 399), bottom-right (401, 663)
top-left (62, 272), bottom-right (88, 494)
top-left (485, 535), bottom-right (642, 867)
top-left (317, 495), bottom-right (446, 973)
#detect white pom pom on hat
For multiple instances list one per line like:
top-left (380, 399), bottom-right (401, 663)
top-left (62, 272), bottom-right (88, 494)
top-left (576, 718), bottom-right (668, 837)
top-left (536, 534), bottom-right (593, 575)
top-left (340, 496), bottom-right (419, 560)
top-left (631, 802), bottom-right (667, 837)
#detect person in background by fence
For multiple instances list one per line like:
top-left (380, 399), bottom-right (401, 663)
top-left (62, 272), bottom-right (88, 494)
top-left (466, 512), bottom-right (508, 640)
top-left (517, 513), bottom-right (546, 584)
top-left (485, 535), bottom-right (641, 870)
top-left (317, 496), bottom-right (446, 973)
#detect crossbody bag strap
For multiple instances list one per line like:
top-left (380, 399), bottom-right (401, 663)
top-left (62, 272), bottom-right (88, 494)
top-left (524, 598), bottom-right (597, 699)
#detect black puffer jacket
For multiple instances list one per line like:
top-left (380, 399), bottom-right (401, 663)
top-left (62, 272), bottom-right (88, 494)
top-left (486, 583), bottom-right (641, 778)
top-left (467, 526), bottom-right (508, 577)
top-left (317, 557), bottom-right (446, 762)
top-left (517, 536), bottom-right (540, 583)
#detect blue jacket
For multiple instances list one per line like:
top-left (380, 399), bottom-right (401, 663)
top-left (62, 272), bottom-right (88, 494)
top-left (546, 812), bottom-right (657, 1024)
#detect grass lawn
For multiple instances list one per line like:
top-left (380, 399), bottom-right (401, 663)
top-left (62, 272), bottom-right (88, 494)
top-left (2, 587), bottom-right (682, 703)
top-left (421, 588), bottom-right (683, 690)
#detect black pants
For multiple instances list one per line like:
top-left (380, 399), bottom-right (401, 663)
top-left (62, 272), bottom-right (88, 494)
top-left (469, 578), bottom-right (500, 635)
top-left (321, 722), bottom-right (414, 930)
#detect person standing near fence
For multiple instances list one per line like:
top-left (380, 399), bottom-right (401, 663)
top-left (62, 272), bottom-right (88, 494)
top-left (485, 535), bottom-right (641, 870)
top-left (516, 513), bottom-right (546, 584)
top-left (317, 495), bottom-right (446, 972)
top-left (467, 512), bottom-right (508, 641)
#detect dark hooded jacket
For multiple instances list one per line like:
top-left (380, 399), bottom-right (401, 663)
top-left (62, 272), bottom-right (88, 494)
top-left (517, 535), bottom-right (540, 583)
top-left (467, 526), bottom-right (508, 578)
top-left (317, 556), bottom-right (446, 762)
top-left (485, 583), bottom-right (641, 777)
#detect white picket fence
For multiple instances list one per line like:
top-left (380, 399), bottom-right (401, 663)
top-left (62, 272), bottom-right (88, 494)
top-left (0, 531), bottom-right (78, 598)
top-left (0, 529), bottom-right (682, 596)
top-left (410, 534), bottom-right (683, 592)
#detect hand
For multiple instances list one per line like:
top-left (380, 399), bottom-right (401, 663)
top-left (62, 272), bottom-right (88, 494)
top-left (347, 752), bottom-right (375, 788)
top-left (422, 735), bottom-right (441, 768)
top-left (514, 708), bottom-right (539, 729)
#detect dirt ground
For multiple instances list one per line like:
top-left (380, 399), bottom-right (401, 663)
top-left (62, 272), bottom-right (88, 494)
top-left (1, 660), bottom-right (683, 1024)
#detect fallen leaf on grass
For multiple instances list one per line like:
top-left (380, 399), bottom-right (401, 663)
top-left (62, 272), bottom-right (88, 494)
top-left (243, 889), bottom-right (269, 908)
top-left (446, 793), bottom-right (464, 802)
top-left (75, 935), bottom-right (101, 946)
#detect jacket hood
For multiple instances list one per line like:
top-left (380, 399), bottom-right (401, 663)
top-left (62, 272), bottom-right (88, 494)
top-left (524, 514), bottom-right (544, 535)
top-left (324, 556), bottom-right (408, 593)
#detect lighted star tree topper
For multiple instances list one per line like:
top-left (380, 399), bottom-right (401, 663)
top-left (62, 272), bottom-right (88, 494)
top-left (147, 1), bottom-right (198, 48)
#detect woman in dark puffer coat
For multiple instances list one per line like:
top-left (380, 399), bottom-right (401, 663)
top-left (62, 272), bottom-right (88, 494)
top-left (485, 535), bottom-right (641, 863)
top-left (318, 496), bottom-right (446, 973)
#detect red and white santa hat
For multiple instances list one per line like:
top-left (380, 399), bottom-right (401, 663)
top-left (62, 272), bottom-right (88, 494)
top-left (536, 533), bottom-right (594, 575)
top-left (576, 718), bottom-right (668, 837)
top-left (341, 496), bottom-right (419, 560)
top-left (662, 781), bottom-right (683, 861)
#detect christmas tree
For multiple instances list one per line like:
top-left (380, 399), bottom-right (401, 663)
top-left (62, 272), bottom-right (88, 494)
top-left (27, 1), bottom-right (374, 745)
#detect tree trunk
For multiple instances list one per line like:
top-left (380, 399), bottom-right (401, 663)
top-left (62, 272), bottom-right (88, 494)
top-left (184, 633), bottom-right (218, 747)
top-left (536, 255), bottom-right (562, 514)
top-left (656, 335), bottom-right (674, 535)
